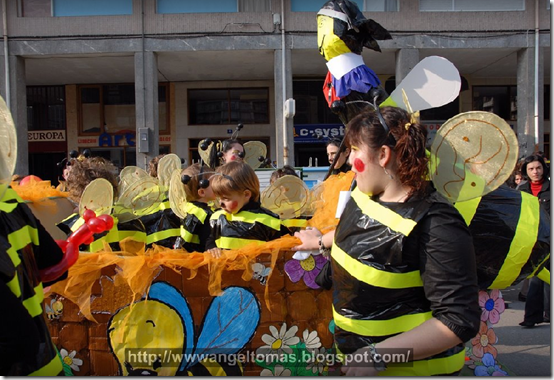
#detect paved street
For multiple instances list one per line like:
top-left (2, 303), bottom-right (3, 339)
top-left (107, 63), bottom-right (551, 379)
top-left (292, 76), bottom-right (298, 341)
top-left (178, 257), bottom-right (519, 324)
top-left (471, 285), bottom-right (551, 376)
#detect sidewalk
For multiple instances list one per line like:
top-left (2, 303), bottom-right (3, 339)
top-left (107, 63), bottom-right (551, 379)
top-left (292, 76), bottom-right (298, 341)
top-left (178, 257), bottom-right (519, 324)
top-left (466, 285), bottom-right (551, 376)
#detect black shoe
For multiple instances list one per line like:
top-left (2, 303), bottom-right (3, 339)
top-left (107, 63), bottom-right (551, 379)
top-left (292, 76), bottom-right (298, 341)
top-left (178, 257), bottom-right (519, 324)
top-left (519, 320), bottom-right (538, 327)
top-left (518, 292), bottom-right (527, 302)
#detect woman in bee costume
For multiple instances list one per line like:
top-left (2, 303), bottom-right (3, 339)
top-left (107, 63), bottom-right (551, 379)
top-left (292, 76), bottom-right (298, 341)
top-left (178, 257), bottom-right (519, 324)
top-left (295, 106), bottom-right (481, 376)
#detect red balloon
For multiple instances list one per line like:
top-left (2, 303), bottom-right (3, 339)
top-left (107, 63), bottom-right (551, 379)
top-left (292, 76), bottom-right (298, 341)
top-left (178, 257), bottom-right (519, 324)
top-left (19, 175), bottom-right (42, 186)
top-left (87, 217), bottom-right (107, 233)
top-left (98, 214), bottom-right (114, 230)
top-left (82, 209), bottom-right (96, 222)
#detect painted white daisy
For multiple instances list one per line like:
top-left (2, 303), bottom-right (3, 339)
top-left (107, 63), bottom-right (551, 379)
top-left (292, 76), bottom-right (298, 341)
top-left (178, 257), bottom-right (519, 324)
top-left (260, 364), bottom-right (292, 376)
top-left (60, 348), bottom-right (83, 372)
top-left (305, 347), bottom-right (328, 375)
top-left (302, 329), bottom-right (321, 351)
top-left (256, 323), bottom-right (300, 362)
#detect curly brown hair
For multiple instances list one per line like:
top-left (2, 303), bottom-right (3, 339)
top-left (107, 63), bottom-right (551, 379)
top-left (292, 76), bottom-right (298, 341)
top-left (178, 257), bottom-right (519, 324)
top-left (148, 154), bottom-right (166, 178)
top-left (65, 157), bottom-right (118, 203)
top-left (345, 106), bottom-right (429, 196)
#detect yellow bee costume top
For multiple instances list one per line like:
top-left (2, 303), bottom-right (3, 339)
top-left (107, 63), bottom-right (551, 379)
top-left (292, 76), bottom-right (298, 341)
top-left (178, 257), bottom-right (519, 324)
top-left (180, 200), bottom-right (214, 253)
top-left (331, 187), bottom-right (480, 376)
top-left (0, 187), bottom-right (65, 375)
top-left (207, 200), bottom-right (290, 250)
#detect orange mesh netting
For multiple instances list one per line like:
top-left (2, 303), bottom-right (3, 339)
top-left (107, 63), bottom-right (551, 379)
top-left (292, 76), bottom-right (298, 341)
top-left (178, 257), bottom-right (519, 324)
top-left (45, 172), bottom-right (354, 321)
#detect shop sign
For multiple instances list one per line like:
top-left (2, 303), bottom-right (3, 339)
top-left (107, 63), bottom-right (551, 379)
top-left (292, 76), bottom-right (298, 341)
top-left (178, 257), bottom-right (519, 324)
top-left (293, 124), bottom-right (345, 143)
top-left (28, 130), bottom-right (66, 142)
top-left (76, 133), bottom-right (171, 146)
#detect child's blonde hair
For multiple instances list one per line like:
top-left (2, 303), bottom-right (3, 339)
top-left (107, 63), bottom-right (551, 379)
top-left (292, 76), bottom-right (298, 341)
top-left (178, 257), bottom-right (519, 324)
top-left (181, 163), bottom-right (211, 201)
top-left (211, 161), bottom-right (260, 202)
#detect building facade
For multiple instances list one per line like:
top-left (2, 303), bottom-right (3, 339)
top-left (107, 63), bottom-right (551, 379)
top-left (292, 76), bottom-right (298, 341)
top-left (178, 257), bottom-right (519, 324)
top-left (0, 0), bottom-right (550, 182)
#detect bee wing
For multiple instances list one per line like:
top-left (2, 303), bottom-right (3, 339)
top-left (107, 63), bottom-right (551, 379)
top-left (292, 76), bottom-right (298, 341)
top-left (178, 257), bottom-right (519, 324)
top-left (79, 178), bottom-right (114, 217)
top-left (190, 287), bottom-right (260, 367)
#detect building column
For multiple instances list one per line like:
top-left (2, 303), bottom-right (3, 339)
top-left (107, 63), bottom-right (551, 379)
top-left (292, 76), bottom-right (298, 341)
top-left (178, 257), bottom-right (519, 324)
top-left (517, 47), bottom-right (544, 158)
top-left (274, 41), bottom-right (294, 167)
top-left (135, 51), bottom-right (159, 170)
top-left (395, 48), bottom-right (419, 86)
top-left (0, 55), bottom-right (29, 176)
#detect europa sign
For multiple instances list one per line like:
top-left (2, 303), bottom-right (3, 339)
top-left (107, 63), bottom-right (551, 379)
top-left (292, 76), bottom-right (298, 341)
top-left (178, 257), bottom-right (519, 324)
top-left (28, 130), bottom-right (66, 142)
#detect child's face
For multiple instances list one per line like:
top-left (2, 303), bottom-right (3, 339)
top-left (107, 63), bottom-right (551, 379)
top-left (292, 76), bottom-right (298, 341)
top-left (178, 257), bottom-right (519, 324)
top-left (218, 190), bottom-right (251, 214)
top-left (198, 184), bottom-right (215, 202)
top-left (222, 143), bottom-right (244, 163)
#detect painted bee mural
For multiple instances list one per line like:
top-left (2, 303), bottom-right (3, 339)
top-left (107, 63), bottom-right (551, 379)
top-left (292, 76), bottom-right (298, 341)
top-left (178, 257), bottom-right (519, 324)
top-left (107, 282), bottom-right (261, 376)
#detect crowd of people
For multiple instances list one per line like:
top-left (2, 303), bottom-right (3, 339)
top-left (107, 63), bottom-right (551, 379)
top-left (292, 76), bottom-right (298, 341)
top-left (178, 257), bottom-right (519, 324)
top-left (2, 105), bottom-right (550, 376)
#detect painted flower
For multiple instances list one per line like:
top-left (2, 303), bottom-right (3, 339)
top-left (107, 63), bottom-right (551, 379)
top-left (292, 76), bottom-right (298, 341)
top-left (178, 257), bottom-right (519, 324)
top-left (302, 329), bottom-right (321, 351)
top-left (284, 254), bottom-right (327, 289)
top-left (260, 364), bottom-right (292, 376)
top-left (479, 289), bottom-right (505, 325)
top-left (471, 322), bottom-right (498, 358)
top-left (256, 323), bottom-right (300, 362)
top-left (60, 348), bottom-right (83, 372)
top-left (474, 353), bottom-right (508, 376)
top-left (305, 347), bottom-right (328, 374)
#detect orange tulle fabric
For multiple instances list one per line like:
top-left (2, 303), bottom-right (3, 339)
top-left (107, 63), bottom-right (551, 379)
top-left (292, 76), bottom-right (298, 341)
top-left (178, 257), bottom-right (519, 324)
top-left (45, 171), bottom-right (355, 322)
top-left (11, 180), bottom-right (69, 203)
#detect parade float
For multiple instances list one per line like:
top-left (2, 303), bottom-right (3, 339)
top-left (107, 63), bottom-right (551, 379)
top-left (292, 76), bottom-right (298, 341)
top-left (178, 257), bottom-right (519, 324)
top-left (3, 0), bottom-right (550, 376)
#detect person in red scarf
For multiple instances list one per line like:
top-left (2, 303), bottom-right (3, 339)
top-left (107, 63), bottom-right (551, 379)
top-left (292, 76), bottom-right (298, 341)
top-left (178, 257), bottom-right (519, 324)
top-left (517, 154), bottom-right (550, 327)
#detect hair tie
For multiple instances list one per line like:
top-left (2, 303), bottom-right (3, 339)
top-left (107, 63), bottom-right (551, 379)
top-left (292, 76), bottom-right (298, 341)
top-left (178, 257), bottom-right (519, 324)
top-left (405, 122), bottom-right (411, 131)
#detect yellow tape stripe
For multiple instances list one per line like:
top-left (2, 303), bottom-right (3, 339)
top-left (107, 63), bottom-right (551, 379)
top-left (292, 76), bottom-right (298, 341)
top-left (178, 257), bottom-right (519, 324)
top-left (212, 210), bottom-right (281, 230)
top-left (333, 306), bottom-right (432, 337)
top-left (332, 243), bottom-right (423, 289)
top-left (351, 188), bottom-right (416, 236)
top-left (454, 196), bottom-right (481, 226)
top-left (22, 283), bottom-right (44, 318)
top-left (536, 268), bottom-right (551, 285)
top-left (6, 272), bottom-right (20, 297)
top-left (380, 350), bottom-right (465, 376)
top-left (147, 228), bottom-right (181, 245)
top-left (379, 97), bottom-right (398, 108)
top-left (0, 188), bottom-right (22, 212)
top-left (29, 348), bottom-right (63, 376)
top-left (282, 218), bottom-right (308, 228)
top-left (180, 226), bottom-right (201, 244)
top-left (185, 203), bottom-right (208, 223)
top-left (89, 229), bottom-right (147, 252)
top-left (489, 193), bottom-right (539, 289)
top-left (216, 236), bottom-right (265, 250)
top-left (7, 225), bottom-right (39, 268)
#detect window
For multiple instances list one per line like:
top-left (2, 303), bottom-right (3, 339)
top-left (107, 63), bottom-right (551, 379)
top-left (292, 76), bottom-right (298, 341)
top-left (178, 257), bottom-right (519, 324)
top-left (188, 88), bottom-right (269, 125)
top-left (472, 86), bottom-right (515, 121)
top-left (79, 83), bottom-right (169, 135)
top-left (27, 86), bottom-right (66, 131)
top-left (292, 80), bottom-right (341, 124)
top-left (419, 0), bottom-right (524, 12)
top-left (157, 0), bottom-right (270, 14)
top-left (291, 0), bottom-right (397, 12)
top-left (21, 0), bottom-right (52, 17)
top-left (21, 0), bottom-right (133, 17)
top-left (364, 0), bottom-right (398, 12)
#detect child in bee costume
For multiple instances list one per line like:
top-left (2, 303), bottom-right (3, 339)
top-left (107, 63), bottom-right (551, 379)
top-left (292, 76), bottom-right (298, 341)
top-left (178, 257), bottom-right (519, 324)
top-left (206, 161), bottom-right (290, 257)
top-left (177, 163), bottom-right (217, 253)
